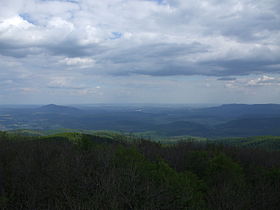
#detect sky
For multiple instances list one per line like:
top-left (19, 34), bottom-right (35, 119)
top-left (0, 0), bottom-right (280, 104)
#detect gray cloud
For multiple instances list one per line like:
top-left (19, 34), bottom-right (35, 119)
top-left (0, 0), bottom-right (279, 76)
top-left (217, 77), bottom-right (236, 81)
top-left (199, 56), bottom-right (280, 76)
top-left (100, 42), bottom-right (208, 64)
top-left (0, 0), bottom-right (280, 103)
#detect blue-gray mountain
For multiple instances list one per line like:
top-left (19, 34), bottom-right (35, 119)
top-left (1, 104), bottom-right (280, 137)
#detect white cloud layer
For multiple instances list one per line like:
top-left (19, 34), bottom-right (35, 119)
top-left (0, 0), bottom-right (280, 103)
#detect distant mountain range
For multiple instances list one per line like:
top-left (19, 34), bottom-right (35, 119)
top-left (197, 104), bottom-right (280, 118)
top-left (37, 104), bottom-right (79, 112)
top-left (1, 103), bottom-right (280, 138)
top-left (35, 104), bottom-right (81, 113)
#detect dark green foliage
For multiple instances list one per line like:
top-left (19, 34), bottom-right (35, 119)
top-left (204, 153), bottom-right (247, 209)
top-left (0, 132), bottom-right (280, 209)
top-left (184, 151), bottom-right (211, 178)
top-left (215, 136), bottom-right (280, 151)
top-left (114, 147), bottom-right (205, 209)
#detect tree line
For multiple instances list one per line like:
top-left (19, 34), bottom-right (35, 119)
top-left (0, 131), bottom-right (279, 209)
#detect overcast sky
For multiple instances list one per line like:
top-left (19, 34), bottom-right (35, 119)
top-left (0, 0), bottom-right (280, 104)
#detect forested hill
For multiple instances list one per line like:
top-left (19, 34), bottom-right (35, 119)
top-left (0, 131), bottom-right (280, 209)
top-left (197, 104), bottom-right (280, 118)
top-left (1, 103), bottom-right (280, 138)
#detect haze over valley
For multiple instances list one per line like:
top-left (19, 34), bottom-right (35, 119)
top-left (1, 103), bottom-right (280, 138)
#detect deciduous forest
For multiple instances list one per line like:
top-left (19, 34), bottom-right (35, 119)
top-left (0, 131), bottom-right (279, 209)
